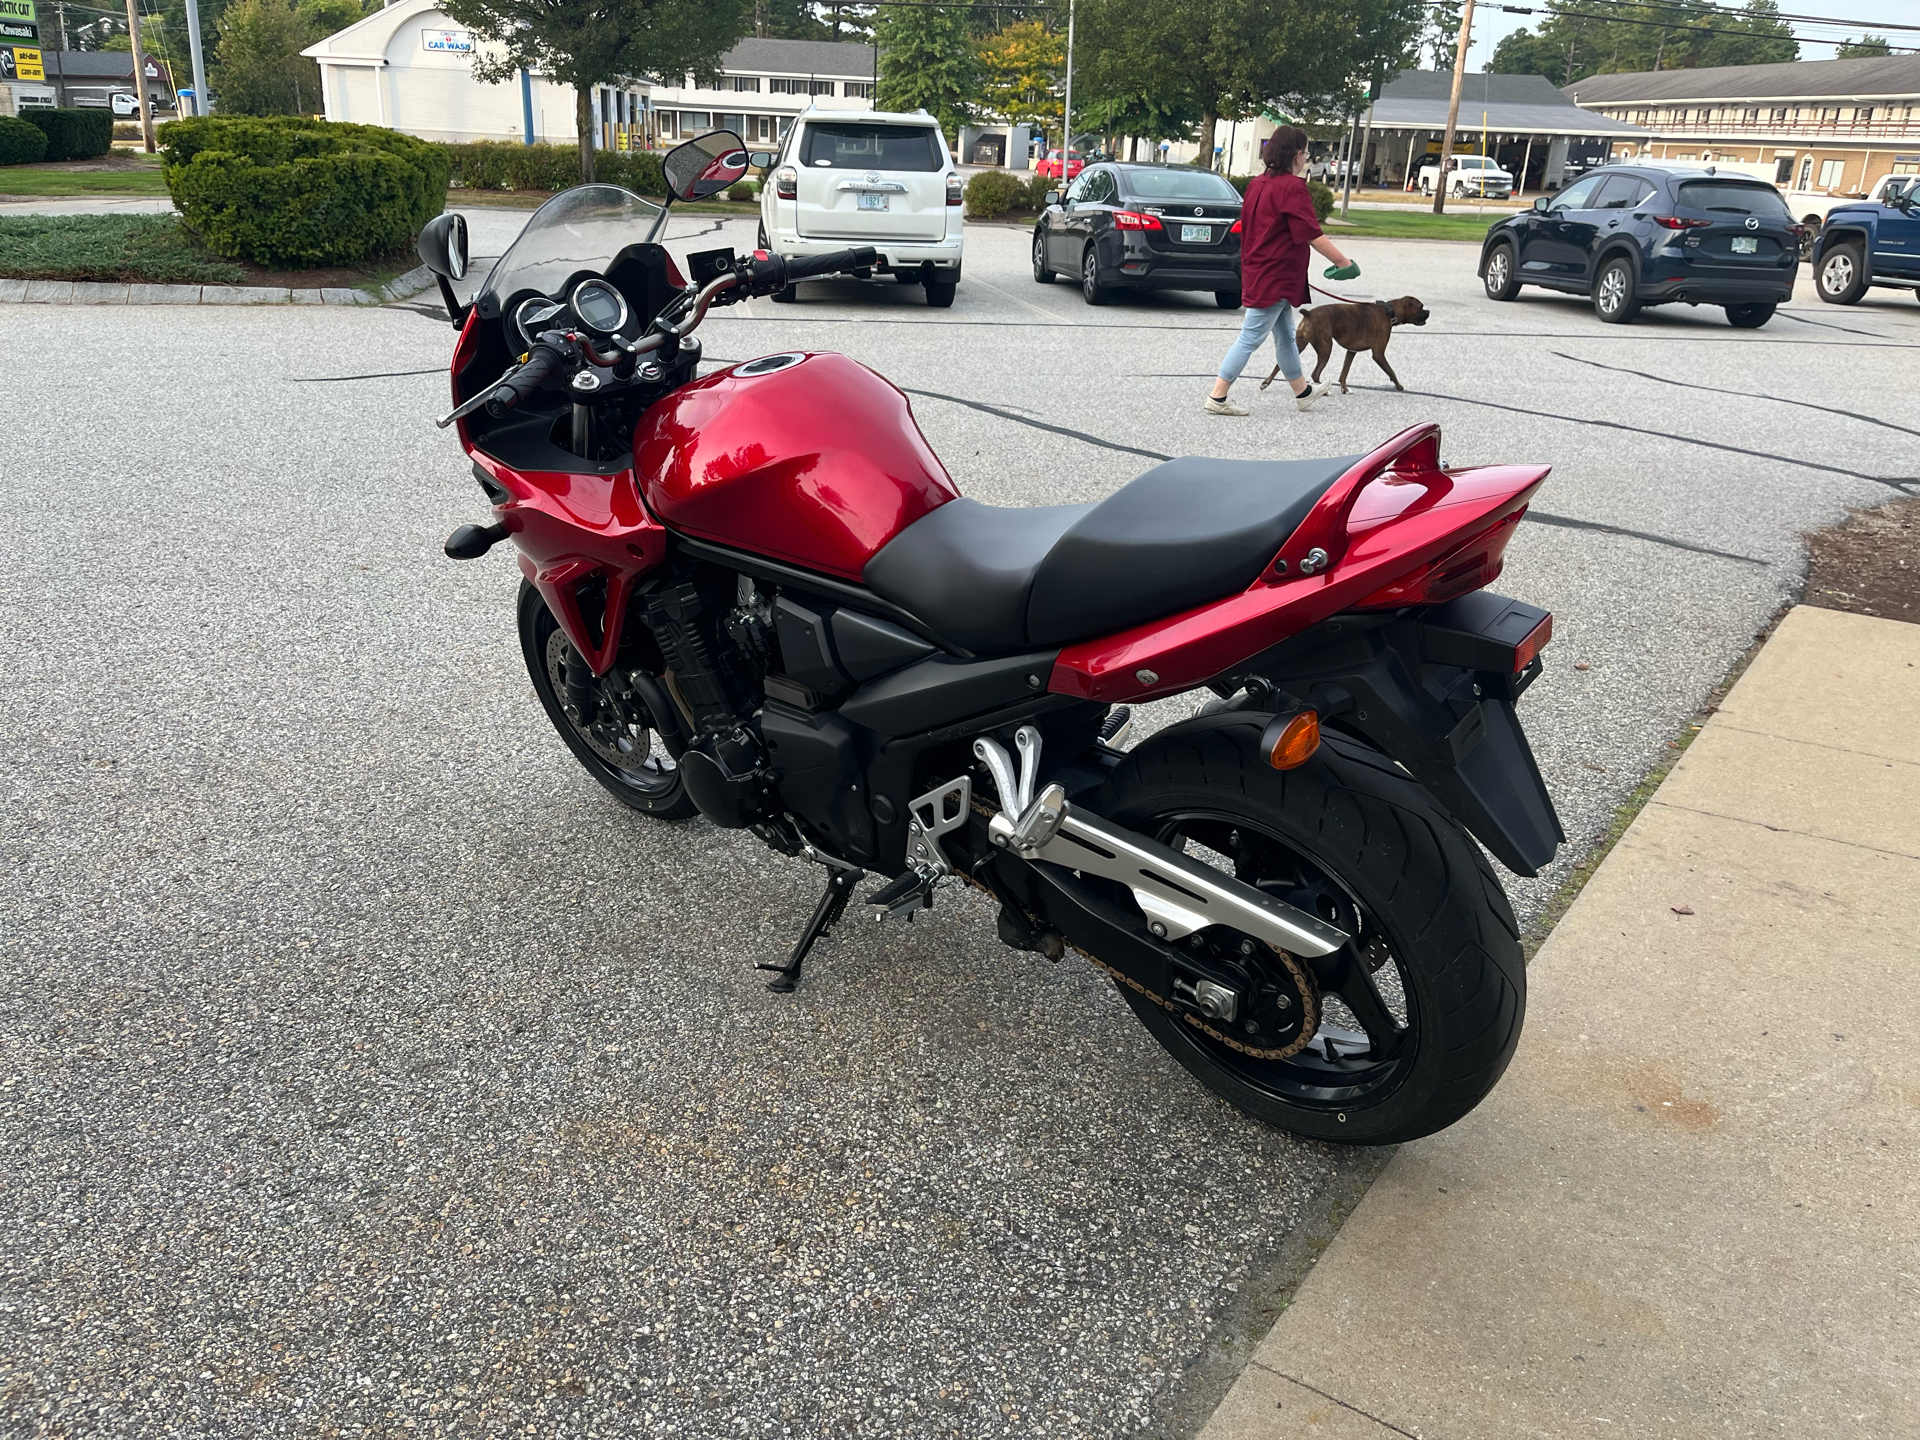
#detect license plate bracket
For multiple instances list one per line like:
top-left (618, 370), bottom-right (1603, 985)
top-left (1180, 223), bottom-right (1211, 243)
top-left (858, 194), bottom-right (889, 212)
top-left (1731, 235), bottom-right (1758, 254)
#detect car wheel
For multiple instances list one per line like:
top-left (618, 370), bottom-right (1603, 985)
top-left (1816, 243), bottom-right (1867, 305)
top-left (1724, 302), bottom-right (1776, 329)
top-left (925, 280), bottom-right (957, 308)
top-left (1081, 246), bottom-right (1109, 306)
top-left (1593, 256), bottom-right (1640, 323)
top-left (1214, 289), bottom-right (1241, 309)
top-left (1032, 229), bottom-right (1056, 284)
top-left (1451, 181), bottom-right (1464, 198)
top-left (1483, 242), bottom-right (1520, 301)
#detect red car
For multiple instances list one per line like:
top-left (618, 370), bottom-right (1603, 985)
top-left (1035, 149), bottom-right (1085, 181)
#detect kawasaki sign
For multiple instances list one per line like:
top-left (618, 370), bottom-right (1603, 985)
top-left (0, 0), bottom-right (37, 43)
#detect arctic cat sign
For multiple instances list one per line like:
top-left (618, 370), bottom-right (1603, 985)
top-left (0, 0), bottom-right (37, 42)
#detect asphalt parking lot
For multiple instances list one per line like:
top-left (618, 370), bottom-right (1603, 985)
top-left (2, 211), bottom-right (1916, 1439)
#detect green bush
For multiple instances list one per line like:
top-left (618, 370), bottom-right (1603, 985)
top-left (727, 180), bottom-right (754, 202)
top-left (1226, 174), bottom-right (1251, 196)
top-left (162, 115), bottom-right (450, 267)
top-left (0, 116), bottom-right (49, 167)
top-left (440, 141), bottom-right (668, 198)
top-left (964, 168), bottom-right (1021, 219)
top-left (1306, 180), bottom-right (1335, 222)
top-left (1023, 173), bottom-right (1055, 210)
top-left (22, 109), bottom-right (113, 162)
top-left (113, 121), bottom-right (144, 142)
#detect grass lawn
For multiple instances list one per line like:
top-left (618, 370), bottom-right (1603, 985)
top-left (0, 215), bottom-right (243, 284)
top-left (1324, 208), bottom-right (1507, 242)
top-left (0, 153), bottom-right (171, 198)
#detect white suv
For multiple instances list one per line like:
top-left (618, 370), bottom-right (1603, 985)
top-left (759, 107), bottom-right (964, 307)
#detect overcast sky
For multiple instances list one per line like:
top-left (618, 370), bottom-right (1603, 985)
top-left (1462, 0), bottom-right (1919, 70)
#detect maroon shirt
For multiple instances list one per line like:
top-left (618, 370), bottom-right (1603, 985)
top-left (1237, 171), bottom-right (1322, 308)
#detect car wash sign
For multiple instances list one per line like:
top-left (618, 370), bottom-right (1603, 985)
top-left (421, 28), bottom-right (472, 53)
top-left (0, 0), bottom-right (39, 45)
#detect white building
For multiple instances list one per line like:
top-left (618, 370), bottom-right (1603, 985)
top-left (648, 38), bottom-right (876, 147)
top-left (302, 0), bottom-right (647, 148)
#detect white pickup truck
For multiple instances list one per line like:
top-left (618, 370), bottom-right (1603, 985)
top-left (1418, 153), bottom-right (1514, 199)
top-left (1784, 173), bottom-right (1910, 230)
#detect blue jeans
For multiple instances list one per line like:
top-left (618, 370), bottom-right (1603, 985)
top-left (1217, 301), bottom-right (1303, 387)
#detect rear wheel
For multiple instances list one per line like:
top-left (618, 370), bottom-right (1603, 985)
top-left (925, 279), bottom-right (957, 308)
top-left (1817, 243), bottom-right (1867, 305)
top-left (1081, 245), bottom-right (1109, 306)
top-left (1724, 302), bottom-right (1776, 328)
top-left (1032, 229), bottom-right (1056, 283)
top-left (1593, 255), bottom-right (1640, 323)
top-left (1214, 289), bottom-right (1241, 309)
top-left (1093, 728), bottom-right (1525, 1145)
top-left (518, 581), bottom-right (697, 818)
top-left (1483, 241), bottom-right (1520, 300)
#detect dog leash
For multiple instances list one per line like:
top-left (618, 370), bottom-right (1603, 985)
top-left (1308, 281), bottom-right (1380, 304)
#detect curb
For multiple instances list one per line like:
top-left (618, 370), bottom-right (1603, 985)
top-left (0, 264), bottom-right (434, 308)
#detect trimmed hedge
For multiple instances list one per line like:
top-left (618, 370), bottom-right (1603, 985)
top-left (162, 116), bottom-right (451, 268)
top-left (964, 168), bottom-right (1021, 219)
top-left (1227, 174), bottom-right (1337, 222)
top-left (23, 109), bottom-right (113, 163)
top-left (440, 141), bottom-right (667, 198)
top-left (0, 116), bottom-right (49, 167)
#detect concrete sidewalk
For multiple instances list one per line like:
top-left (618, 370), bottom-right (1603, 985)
top-left (1200, 603), bottom-right (1920, 1440)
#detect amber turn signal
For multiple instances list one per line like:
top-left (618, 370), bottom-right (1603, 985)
top-left (1261, 710), bottom-right (1321, 770)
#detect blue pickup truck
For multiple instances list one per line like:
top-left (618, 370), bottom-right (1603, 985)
top-left (1813, 177), bottom-right (1920, 305)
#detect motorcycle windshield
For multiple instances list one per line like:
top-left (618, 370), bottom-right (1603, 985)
top-left (473, 184), bottom-right (665, 319)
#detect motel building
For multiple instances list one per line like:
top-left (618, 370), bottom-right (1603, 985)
top-left (1565, 55), bottom-right (1920, 197)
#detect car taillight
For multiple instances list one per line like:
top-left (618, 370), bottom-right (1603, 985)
top-left (1113, 210), bottom-right (1162, 231)
top-left (1652, 214), bottom-right (1710, 229)
top-left (946, 172), bottom-right (962, 206)
top-left (1228, 218), bottom-right (1241, 234)
top-left (1353, 510), bottom-right (1526, 609)
top-left (775, 166), bottom-right (797, 200)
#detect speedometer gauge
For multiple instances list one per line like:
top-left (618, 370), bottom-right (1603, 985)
top-left (512, 295), bottom-right (565, 347)
top-left (568, 279), bottom-right (630, 338)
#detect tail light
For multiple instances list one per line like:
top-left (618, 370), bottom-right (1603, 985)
top-left (1353, 509), bottom-right (1526, 609)
top-left (774, 166), bottom-right (797, 200)
top-left (1113, 210), bottom-right (1162, 231)
top-left (946, 172), bottom-right (963, 206)
top-left (1652, 214), bottom-right (1710, 230)
top-left (1419, 593), bottom-right (1554, 677)
top-left (1229, 218), bottom-right (1242, 234)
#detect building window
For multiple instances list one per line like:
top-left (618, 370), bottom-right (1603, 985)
top-left (1819, 158), bottom-right (1844, 187)
top-left (1822, 107), bottom-right (1840, 125)
top-left (843, 81), bottom-right (874, 100)
top-left (1770, 107), bottom-right (1787, 124)
top-left (1857, 107), bottom-right (1873, 126)
top-left (809, 80), bottom-right (835, 96)
top-left (732, 76), bottom-right (761, 92)
top-left (768, 77), bottom-right (803, 94)
top-left (679, 110), bottom-right (710, 136)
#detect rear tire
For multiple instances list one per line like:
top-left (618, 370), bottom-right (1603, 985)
top-left (1093, 727), bottom-right (1525, 1145)
top-left (1032, 229), bottom-right (1056, 283)
top-left (925, 279), bottom-right (957, 308)
top-left (1816, 243), bottom-right (1867, 305)
top-left (518, 581), bottom-right (697, 819)
top-left (1593, 255), bottom-right (1640, 323)
top-left (1214, 289), bottom-right (1241, 309)
top-left (1724, 302), bottom-right (1775, 328)
top-left (1081, 245), bottom-right (1109, 306)
top-left (1483, 241), bottom-right (1520, 300)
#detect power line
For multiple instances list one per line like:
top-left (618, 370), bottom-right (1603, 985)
top-left (1510, 0), bottom-right (1920, 32)
top-left (1441, 2), bottom-right (1920, 51)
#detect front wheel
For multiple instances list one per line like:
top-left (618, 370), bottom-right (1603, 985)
top-left (1724, 302), bottom-right (1776, 328)
top-left (1816, 243), bottom-right (1867, 305)
top-left (1214, 289), bottom-right (1241, 309)
top-left (1483, 241), bottom-right (1520, 300)
top-left (518, 581), bottom-right (697, 818)
top-left (1093, 727), bottom-right (1524, 1144)
top-left (1032, 229), bottom-right (1056, 283)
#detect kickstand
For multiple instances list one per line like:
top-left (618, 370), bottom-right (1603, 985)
top-left (757, 867), bottom-right (862, 993)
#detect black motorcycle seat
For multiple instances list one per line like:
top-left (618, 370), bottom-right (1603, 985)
top-left (863, 454), bottom-right (1359, 655)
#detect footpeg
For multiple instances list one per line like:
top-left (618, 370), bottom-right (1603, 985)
top-left (867, 866), bottom-right (937, 923)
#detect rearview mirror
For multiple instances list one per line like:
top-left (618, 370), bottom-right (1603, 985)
top-left (1045, 189), bottom-right (1061, 207)
top-left (666, 131), bottom-right (749, 202)
top-left (416, 211), bottom-right (468, 280)
top-left (1532, 195), bottom-right (1551, 212)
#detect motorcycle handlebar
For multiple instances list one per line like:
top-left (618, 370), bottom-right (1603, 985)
top-left (486, 342), bottom-right (567, 417)
top-left (742, 246), bottom-right (878, 297)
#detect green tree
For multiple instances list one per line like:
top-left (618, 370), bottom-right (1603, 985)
top-left (213, 0), bottom-right (319, 115)
top-left (875, 2), bottom-right (978, 138)
top-left (751, 0), bottom-right (827, 40)
top-left (1489, 0), bottom-right (1794, 84)
top-left (1424, 0), bottom-right (1463, 68)
top-left (440, 0), bottom-right (748, 183)
top-left (975, 20), bottom-right (1063, 134)
top-left (1834, 34), bottom-right (1892, 59)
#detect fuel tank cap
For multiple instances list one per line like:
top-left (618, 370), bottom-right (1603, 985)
top-left (736, 352), bottom-right (807, 377)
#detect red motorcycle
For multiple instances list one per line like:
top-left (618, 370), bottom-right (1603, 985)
top-left (415, 132), bottom-right (1563, 1144)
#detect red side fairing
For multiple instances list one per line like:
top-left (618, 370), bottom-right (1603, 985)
top-left (1050, 425), bottom-right (1549, 703)
top-left (633, 352), bottom-right (958, 581)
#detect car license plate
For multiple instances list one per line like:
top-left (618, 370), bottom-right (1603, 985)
top-left (1731, 235), bottom-right (1758, 254)
top-left (1181, 224), bottom-right (1211, 243)
top-left (858, 194), bottom-right (889, 212)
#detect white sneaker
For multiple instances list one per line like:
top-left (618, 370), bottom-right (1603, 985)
top-left (1204, 396), bottom-right (1248, 416)
top-left (1294, 382), bottom-right (1331, 412)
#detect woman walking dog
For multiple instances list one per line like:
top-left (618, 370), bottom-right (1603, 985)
top-left (1207, 126), bottom-right (1360, 416)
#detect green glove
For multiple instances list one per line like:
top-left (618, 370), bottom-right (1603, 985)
top-left (1324, 262), bottom-right (1361, 281)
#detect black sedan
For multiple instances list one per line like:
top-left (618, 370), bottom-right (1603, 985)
top-left (1033, 163), bottom-right (1243, 307)
top-left (1477, 164), bottom-right (1801, 327)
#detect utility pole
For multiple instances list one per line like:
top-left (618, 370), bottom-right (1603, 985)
top-left (123, 0), bottom-right (156, 153)
top-left (1432, 0), bottom-right (1474, 214)
top-left (183, 0), bottom-right (209, 115)
top-left (1061, 0), bottom-right (1074, 168)
top-left (55, 0), bottom-right (69, 49)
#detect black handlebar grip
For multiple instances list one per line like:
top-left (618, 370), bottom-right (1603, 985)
top-left (485, 343), bottom-right (566, 418)
top-left (781, 247), bottom-right (880, 283)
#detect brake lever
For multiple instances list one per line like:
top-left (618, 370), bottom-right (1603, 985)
top-left (435, 362), bottom-right (520, 429)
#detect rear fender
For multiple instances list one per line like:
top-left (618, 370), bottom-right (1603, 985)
top-left (1140, 595), bottom-right (1564, 876)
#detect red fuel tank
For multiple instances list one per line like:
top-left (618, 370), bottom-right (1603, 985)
top-left (633, 351), bottom-right (958, 580)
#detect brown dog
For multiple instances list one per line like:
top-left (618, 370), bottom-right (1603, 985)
top-left (1263, 297), bottom-right (1431, 395)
